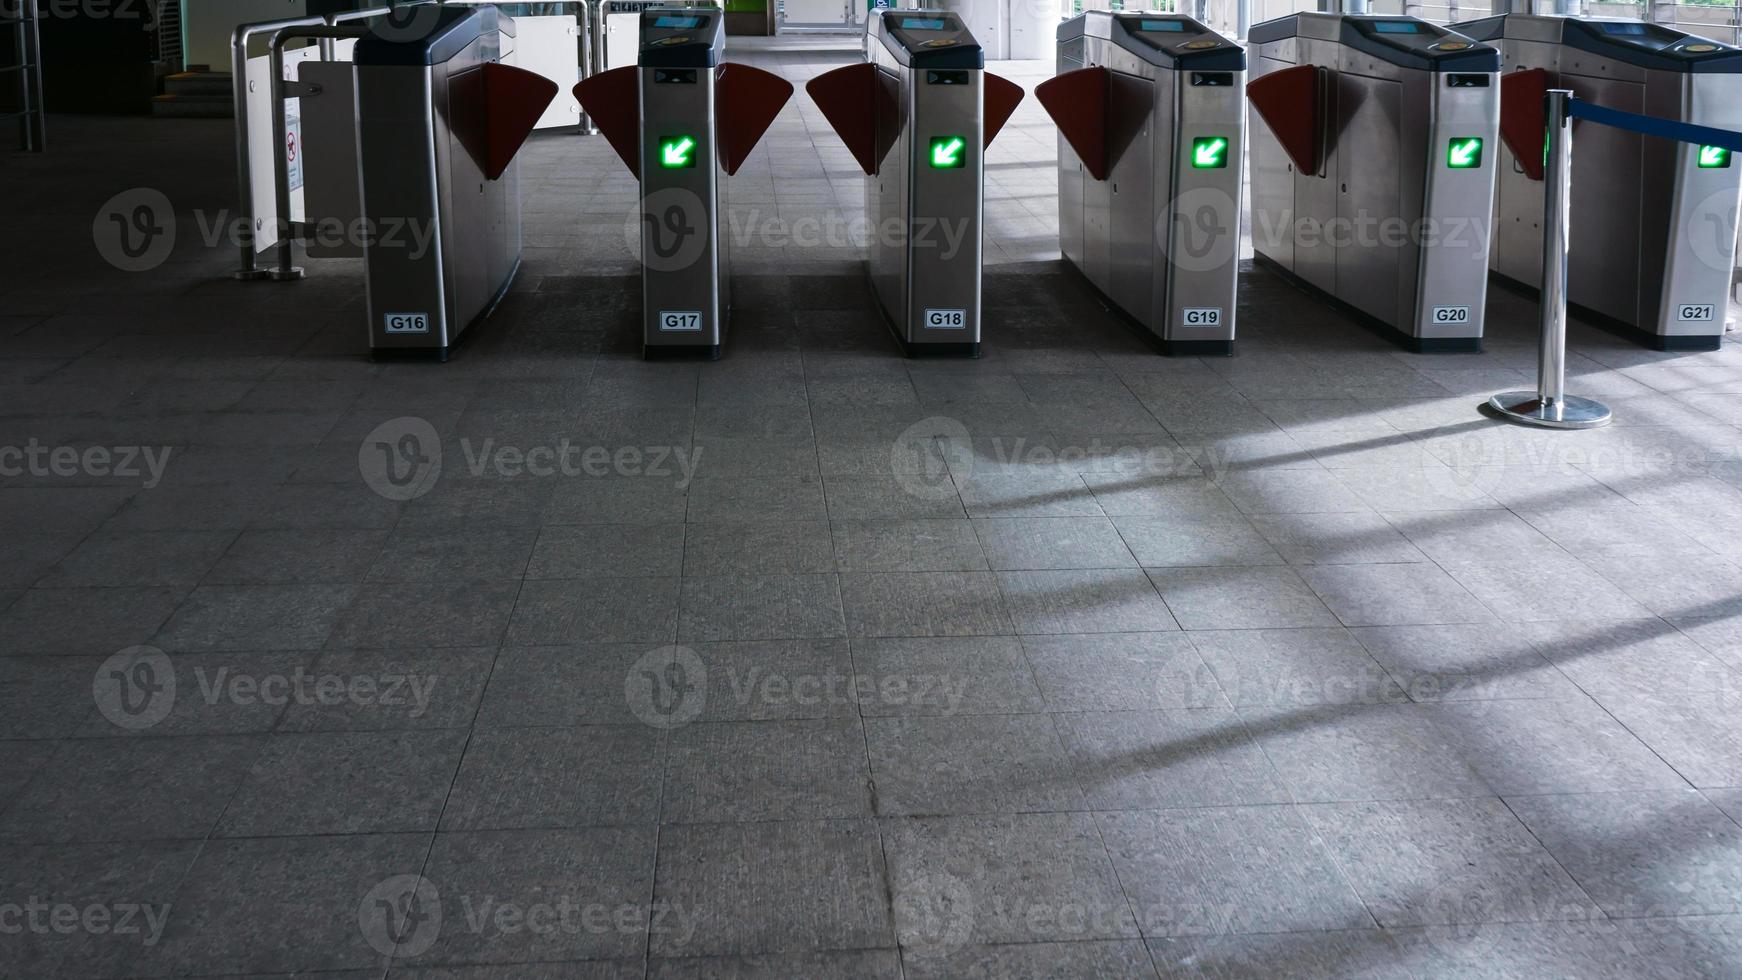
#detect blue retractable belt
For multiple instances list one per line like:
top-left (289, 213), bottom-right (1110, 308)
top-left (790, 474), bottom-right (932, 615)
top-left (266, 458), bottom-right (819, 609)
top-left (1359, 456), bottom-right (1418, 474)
top-left (1568, 99), bottom-right (1742, 153)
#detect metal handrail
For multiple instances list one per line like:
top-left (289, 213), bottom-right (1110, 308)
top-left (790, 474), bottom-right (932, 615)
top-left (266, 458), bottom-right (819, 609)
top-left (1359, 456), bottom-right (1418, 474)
top-left (5, 0), bottom-right (44, 151)
top-left (230, 14), bottom-right (328, 279)
top-left (266, 23), bottom-right (374, 281)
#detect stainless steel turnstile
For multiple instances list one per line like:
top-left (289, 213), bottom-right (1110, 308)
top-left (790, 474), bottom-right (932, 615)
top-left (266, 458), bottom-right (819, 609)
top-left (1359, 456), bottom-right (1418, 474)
top-left (1456, 15), bottom-right (1742, 351)
top-left (1247, 14), bottom-right (1500, 352)
top-left (575, 9), bottom-right (792, 359)
top-left (353, 6), bottom-right (558, 360)
top-left (808, 10), bottom-right (1025, 356)
top-left (1038, 12), bottom-right (1246, 355)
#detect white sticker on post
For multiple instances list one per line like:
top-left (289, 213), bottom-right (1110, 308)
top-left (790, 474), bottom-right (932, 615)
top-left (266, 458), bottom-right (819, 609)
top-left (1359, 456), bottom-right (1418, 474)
top-left (659, 311), bottom-right (703, 332)
top-left (1182, 308), bottom-right (1222, 327)
top-left (924, 309), bottom-right (967, 330)
top-left (1678, 304), bottom-right (1716, 322)
top-left (384, 313), bottom-right (430, 334)
top-left (1431, 306), bottom-right (1471, 325)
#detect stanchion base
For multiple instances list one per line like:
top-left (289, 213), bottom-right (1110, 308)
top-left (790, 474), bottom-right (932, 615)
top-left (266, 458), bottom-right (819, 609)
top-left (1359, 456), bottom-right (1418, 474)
top-left (233, 269), bottom-right (272, 282)
top-left (1488, 391), bottom-right (1612, 429)
top-left (268, 268), bottom-right (306, 282)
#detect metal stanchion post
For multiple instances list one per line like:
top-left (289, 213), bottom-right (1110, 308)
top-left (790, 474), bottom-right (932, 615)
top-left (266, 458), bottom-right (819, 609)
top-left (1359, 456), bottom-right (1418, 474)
top-left (1490, 89), bottom-right (1612, 429)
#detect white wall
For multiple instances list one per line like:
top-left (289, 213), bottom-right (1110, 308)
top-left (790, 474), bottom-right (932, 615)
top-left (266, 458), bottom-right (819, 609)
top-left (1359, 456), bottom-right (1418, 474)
top-left (183, 0), bottom-right (310, 71)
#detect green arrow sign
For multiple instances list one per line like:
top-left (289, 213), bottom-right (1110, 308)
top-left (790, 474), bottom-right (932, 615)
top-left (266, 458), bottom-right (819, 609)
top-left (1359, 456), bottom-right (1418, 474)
top-left (660, 135), bottom-right (697, 169)
top-left (1446, 137), bottom-right (1483, 169)
top-left (930, 136), bottom-right (965, 169)
top-left (1192, 136), bottom-right (1229, 169)
top-left (1699, 145), bottom-right (1731, 169)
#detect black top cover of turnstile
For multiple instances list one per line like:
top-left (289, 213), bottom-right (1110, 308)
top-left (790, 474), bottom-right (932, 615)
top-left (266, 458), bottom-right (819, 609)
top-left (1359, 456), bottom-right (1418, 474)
top-left (1250, 14), bottom-right (1499, 72)
top-left (1453, 15), bottom-right (1742, 73)
top-left (874, 10), bottom-right (985, 70)
top-left (1056, 11), bottom-right (1244, 71)
top-left (354, 5), bottom-right (509, 67)
top-left (639, 8), bottom-right (726, 69)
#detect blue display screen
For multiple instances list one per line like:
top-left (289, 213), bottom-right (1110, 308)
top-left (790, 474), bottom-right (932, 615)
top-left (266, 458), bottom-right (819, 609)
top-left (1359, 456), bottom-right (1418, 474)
top-left (1139, 20), bottom-right (1186, 32)
top-left (654, 15), bottom-right (703, 28)
top-left (1373, 21), bottom-right (1420, 33)
top-left (901, 17), bottom-right (949, 30)
top-left (1599, 22), bottom-right (1648, 35)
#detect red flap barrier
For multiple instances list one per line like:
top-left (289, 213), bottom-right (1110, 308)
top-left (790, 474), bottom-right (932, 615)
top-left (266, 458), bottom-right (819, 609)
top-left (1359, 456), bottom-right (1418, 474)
top-left (806, 63), bottom-right (881, 175)
top-left (450, 63), bottom-right (560, 182)
top-left (984, 71), bottom-right (1025, 148)
top-left (1501, 68), bottom-right (1550, 182)
top-left (1247, 65), bottom-right (1323, 175)
top-left (716, 63), bottom-right (795, 176)
top-left (1034, 66), bottom-right (1109, 180)
top-left (575, 66), bottom-right (642, 177)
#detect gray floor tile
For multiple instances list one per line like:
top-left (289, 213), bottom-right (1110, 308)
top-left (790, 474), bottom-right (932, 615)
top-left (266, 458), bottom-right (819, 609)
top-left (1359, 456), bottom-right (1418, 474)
top-left (1099, 805), bottom-right (1372, 936)
top-left (367, 526), bottom-right (538, 582)
top-left (35, 530), bottom-right (235, 588)
top-left (1582, 553), bottom-right (1742, 618)
top-left (973, 517), bottom-right (1137, 570)
top-left (1383, 509), bottom-right (1563, 564)
top-left (1300, 797), bottom-right (1602, 928)
top-left (823, 472), bottom-right (966, 520)
top-left (477, 643), bottom-right (669, 728)
top-left (545, 475), bottom-right (689, 525)
top-left (1249, 512), bottom-right (1426, 566)
top-left (1148, 930), bottom-right (1413, 980)
top-left (442, 726), bottom-right (663, 830)
top-left (679, 574), bottom-right (845, 641)
top-left (1081, 473), bottom-right (1244, 520)
top-left (0, 532), bottom-right (83, 587)
top-left (663, 718), bottom-right (872, 822)
top-left (683, 638), bottom-right (859, 722)
top-left (1112, 516), bottom-right (1284, 567)
top-left (527, 523), bottom-right (685, 578)
top-left (509, 578), bottom-right (680, 644)
top-left (0, 587), bottom-right (187, 655)
top-left (882, 812), bottom-right (1137, 946)
top-left (1506, 789), bottom-right (1742, 918)
top-left (1243, 702), bottom-right (1494, 802)
top-left (328, 580), bottom-right (519, 649)
top-left (1601, 692), bottom-right (1742, 788)
top-left (1522, 619), bottom-right (1740, 701)
top-left (841, 571), bottom-right (1014, 637)
top-left (649, 949), bottom-right (902, 980)
top-left (1056, 709), bottom-right (1291, 810)
top-left (1300, 563), bottom-right (1494, 628)
top-left (905, 940), bottom-right (1156, 979)
top-left (278, 647), bottom-right (497, 731)
top-left (0, 735), bottom-right (259, 843)
top-left (1438, 558), bottom-right (1653, 623)
top-left (851, 635), bottom-right (1043, 716)
top-left (77, 650), bottom-right (314, 737)
top-left (1001, 568), bottom-right (1179, 634)
top-left (419, 827), bottom-right (657, 963)
top-left (0, 486), bottom-right (135, 533)
top-left (1149, 566), bottom-right (1336, 630)
top-left (1213, 468), bottom-right (1372, 515)
top-left (0, 840), bottom-right (199, 978)
top-left (1022, 631), bottom-right (1224, 710)
top-left (864, 713), bottom-right (1082, 815)
top-left (154, 584), bottom-right (354, 652)
top-left (689, 474), bottom-right (828, 523)
top-left (954, 470), bottom-right (1105, 518)
top-left (1427, 697), bottom-right (1687, 795)
top-left (684, 521), bottom-right (834, 575)
top-left (1350, 624), bottom-right (1582, 702)
top-left (1190, 628), bottom-right (1406, 707)
top-left (202, 528), bottom-right (391, 584)
top-left (214, 730), bottom-right (466, 837)
top-left (831, 519), bottom-right (988, 572)
top-left (653, 819), bottom-right (892, 956)
top-left (0, 655), bottom-right (100, 739)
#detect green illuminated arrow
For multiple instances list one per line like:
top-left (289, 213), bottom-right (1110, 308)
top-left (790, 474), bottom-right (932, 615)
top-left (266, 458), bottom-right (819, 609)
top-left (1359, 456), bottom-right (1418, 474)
top-left (1193, 137), bottom-right (1228, 168)
top-left (1447, 137), bottom-right (1482, 169)
top-left (931, 137), bottom-right (965, 168)
top-left (1700, 144), bottom-right (1730, 168)
top-left (661, 136), bottom-right (696, 168)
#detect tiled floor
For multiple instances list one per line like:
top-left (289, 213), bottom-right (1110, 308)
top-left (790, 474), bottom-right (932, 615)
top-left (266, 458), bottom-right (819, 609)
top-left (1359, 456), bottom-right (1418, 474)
top-left (3, 31), bottom-right (1742, 980)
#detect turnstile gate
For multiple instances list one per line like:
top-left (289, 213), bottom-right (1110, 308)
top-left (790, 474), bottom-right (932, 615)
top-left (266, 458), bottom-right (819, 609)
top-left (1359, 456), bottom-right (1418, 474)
top-left (1455, 15), bottom-right (1742, 351)
top-left (808, 10), bottom-right (1026, 356)
top-left (1247, 14), bottom-right (1500, 352)
top-left (325, 6), bottom-right (559, 359)
top-left (1036, 12), bottom-right (1246, 356)
top-left (575, 9), bottom-right (793, 359)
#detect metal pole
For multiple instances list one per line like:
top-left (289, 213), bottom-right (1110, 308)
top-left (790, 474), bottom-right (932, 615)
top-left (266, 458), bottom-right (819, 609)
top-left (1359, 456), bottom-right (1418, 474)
top-left (1489, 89), bottom-right (1611, 429)
top-left (1343, 0), bottom-right (1370, 14)
top-left (1236, 0), bottom-right (1250, 41)
top-left (324, 6), bottom-right (390, 59)
top-left (231, 15), bottom-right (327, 280)
top-left (20, 0), bottom-right (43, 151)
